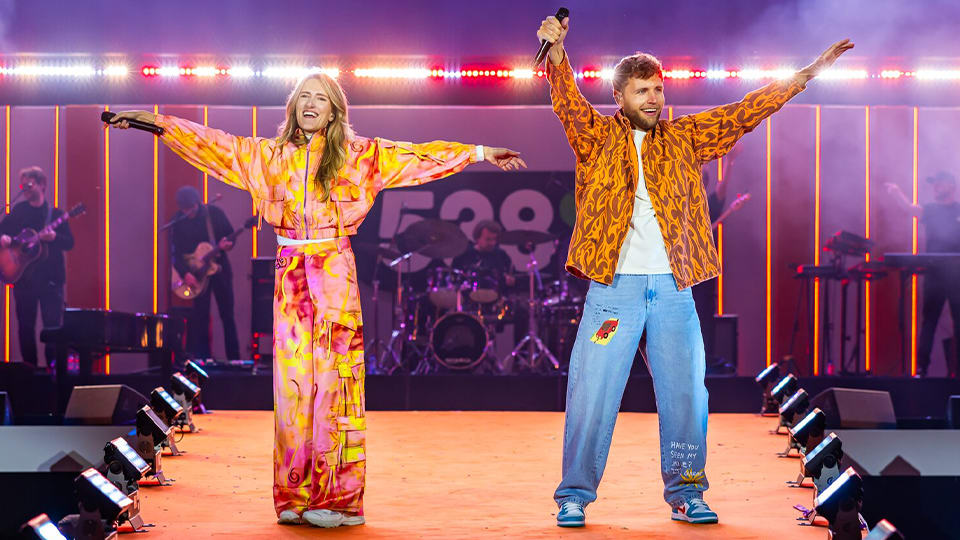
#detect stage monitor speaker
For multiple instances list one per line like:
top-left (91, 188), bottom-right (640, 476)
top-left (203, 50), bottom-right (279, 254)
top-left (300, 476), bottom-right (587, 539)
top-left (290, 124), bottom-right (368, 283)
top-left (948, 395), bottom-right (960, 429)
top-left (0, 425), bottom-right (133, 535)
top-left (251, 257), bottom-right (275, 334)
top-left (0, 391), bottom-right (11, 425)
top-left (713, 314), bottom-right (738, 371)
top-left (835, 429), bottom-right (960, 539)
top-left (809, 387), bottom-right (896, 429)
top-left (64, 385), bottom-right (148, 425)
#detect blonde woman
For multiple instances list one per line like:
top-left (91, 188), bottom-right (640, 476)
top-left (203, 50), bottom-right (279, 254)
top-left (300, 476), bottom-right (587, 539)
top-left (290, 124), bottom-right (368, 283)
top-left (106, 73), bottom-right (525, 528)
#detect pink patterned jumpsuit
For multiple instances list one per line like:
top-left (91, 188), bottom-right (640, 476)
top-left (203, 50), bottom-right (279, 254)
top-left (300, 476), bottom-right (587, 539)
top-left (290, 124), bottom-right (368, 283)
top-left (156, 114), bottom-right (482, 516)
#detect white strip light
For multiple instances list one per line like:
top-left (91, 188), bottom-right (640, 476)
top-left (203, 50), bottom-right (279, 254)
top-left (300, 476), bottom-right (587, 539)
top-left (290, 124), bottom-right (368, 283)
top-left (355, 67), bottom-right (431, 79)
top-left (915, 69), bottom-right (960, 80)
top-left (261, 66), bottom-right (338, 79)
top-left (103, 65), bottom-right (129, 77)
top-left (818, 68), bottom-right (868, 80)
top-left (156, 66), bottom-right (180, 77)
top-left (739, 68), bottom-right (797, 80)
top-left (0, 64), bottom-right (96, 77)
top-left (227, 66), bottom-right (255, 78)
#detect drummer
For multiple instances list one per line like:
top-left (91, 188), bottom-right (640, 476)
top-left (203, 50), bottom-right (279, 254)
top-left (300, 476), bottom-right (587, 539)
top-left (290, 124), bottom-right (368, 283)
top-left (452, 220), bottom-right (517, 290)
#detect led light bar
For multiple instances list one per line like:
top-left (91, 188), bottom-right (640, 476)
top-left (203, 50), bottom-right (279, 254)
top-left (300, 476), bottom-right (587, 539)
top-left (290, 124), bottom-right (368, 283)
top-left (1, 59), bottom-right (958, 83)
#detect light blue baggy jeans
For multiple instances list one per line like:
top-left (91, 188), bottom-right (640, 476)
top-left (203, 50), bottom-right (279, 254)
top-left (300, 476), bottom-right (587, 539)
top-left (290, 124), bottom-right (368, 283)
top-left (554, 274), bottom-right (710, 508)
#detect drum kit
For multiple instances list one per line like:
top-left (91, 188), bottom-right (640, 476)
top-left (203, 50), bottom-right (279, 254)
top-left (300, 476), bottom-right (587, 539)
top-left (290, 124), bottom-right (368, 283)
top-left (362, 219), bottom-right (584, 375)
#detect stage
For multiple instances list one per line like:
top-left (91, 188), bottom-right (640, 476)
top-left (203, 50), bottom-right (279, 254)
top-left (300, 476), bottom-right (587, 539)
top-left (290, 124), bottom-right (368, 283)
top-left (136, 410), bottom-right (826, 538)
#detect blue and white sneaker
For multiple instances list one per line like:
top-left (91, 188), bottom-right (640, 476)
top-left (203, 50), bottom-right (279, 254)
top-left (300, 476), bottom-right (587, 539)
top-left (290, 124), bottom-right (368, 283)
top-left (556, 501), bottom-right (585, 527)
top-left (671, 497), bottom-right (718, 524)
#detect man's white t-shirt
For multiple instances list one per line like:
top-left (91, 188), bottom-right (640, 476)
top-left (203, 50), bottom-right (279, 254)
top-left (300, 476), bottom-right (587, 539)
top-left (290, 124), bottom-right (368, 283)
top-left (614, 129), bottom-right (673, 275)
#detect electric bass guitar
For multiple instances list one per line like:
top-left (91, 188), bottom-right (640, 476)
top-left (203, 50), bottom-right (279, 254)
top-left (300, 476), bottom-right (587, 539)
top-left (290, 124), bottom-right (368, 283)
top-left (172, 215), bottom-right (258, 299)
top-left (712, 193), bottom-right (751, 230)
top-left (0, 203), bottom-right (86, 283)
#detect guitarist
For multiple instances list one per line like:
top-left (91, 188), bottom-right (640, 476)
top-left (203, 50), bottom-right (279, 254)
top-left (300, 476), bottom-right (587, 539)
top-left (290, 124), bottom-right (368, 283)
top-left (170, 185), bottom-right (240, 361)
top-left (0, 166), bottom-right (74, 368)
top-left (692, 148), bottom-right (747, 371)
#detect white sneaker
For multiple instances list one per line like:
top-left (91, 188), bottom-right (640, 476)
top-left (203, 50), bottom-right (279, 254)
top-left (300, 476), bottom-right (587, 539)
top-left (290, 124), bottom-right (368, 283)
top-left (302, 509), bottom-right (365, 528)
top-left (277, 510), bottom-right (302, 525)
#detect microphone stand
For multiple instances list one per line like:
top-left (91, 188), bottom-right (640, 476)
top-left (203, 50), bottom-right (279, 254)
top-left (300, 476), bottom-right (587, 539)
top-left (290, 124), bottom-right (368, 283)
top-left (0, 190), bottom-right (26, 223)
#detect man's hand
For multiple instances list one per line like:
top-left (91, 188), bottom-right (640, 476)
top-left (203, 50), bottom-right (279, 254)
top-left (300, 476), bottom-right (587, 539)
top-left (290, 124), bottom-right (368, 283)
top-left (0, 235), bottom-right (11, 248)
top-left (104, 110), bottom-right (157, 130)
top-left (38, 230), bottom-right (56, 243)
top-left (219, 237), bottom-right (234, 251)
top-left (484, 147), bottom-right (527, 171)
top-left (537, 15), bottom-right (569, 66)
top-left (184, 272), bottom-right (200, 289)
top-left (798, 39), bottom-right (855, 82)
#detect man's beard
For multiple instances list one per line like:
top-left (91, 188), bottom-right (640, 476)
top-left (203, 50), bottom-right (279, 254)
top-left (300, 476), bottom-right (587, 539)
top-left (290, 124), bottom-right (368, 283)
top-left (625, 107), bottom-right (661, 131)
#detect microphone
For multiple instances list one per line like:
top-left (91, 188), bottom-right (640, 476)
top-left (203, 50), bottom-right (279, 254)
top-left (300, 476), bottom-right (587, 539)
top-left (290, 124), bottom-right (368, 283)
top-left (101, 111), bottom-right (165, 136)
top-left (534, 7), bottom-right (569, 68)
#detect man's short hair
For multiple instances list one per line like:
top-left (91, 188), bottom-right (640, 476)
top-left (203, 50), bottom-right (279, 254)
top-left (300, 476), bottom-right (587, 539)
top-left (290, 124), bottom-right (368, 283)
top-left (18, 166), bottom-right (47, 187)
top-left (472, 220), bottom-right (503, 241)
top-left (612, 53), bottom-right (664, 93)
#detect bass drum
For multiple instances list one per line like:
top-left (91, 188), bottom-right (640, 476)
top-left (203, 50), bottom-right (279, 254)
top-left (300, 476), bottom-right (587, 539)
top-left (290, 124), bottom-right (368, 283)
top-left (430, 311), bottom-right (489, 370)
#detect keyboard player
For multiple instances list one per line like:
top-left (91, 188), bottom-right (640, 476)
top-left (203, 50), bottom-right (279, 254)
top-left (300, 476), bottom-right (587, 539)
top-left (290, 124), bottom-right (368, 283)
top-left (886, 171), bottom-right (960, 377)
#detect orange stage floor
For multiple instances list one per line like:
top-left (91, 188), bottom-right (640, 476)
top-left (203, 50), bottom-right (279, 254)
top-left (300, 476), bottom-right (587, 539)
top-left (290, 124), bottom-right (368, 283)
top-left (137, 411), bottom-right (827, 539)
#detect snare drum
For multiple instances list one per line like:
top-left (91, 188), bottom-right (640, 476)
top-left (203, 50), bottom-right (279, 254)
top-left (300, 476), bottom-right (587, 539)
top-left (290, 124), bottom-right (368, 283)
top-left (430, 311), bottom-right (489, 370)
top-left (466, 267), bottom-right (501, 304)
top-left (427, 267), bottom-right (465, 310)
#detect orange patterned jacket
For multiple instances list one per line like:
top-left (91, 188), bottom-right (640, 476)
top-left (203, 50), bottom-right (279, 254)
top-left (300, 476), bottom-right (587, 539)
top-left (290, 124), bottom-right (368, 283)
top-left (548, 53), bottom-right (806, 289)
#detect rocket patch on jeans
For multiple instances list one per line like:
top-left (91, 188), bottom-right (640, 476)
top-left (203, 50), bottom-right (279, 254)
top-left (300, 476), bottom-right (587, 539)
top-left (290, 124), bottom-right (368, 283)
top-left (590, 318), bottom-right (619, 345)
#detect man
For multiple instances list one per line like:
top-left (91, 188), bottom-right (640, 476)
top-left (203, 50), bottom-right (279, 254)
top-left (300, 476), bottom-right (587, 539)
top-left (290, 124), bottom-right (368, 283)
top-left (885, 172), bottom-right (960, 377)
top-left (170, 185), bottom-right (240, 361)
top-left (537, 14), bottom-right (852, 527)
top-left (451, 220), bottom-right (523, 362)
top-left (692, 150), bottom-right (746, 371)
top-left (451, 220), bottom-right (517, 292)
top-left (0, 167), bottom-right (74, 368)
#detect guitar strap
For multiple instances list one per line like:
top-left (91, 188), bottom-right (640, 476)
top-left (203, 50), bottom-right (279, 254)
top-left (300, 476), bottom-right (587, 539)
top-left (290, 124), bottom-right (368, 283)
top-left (204, 204), bottom-right (217, 252)
top-left (45, 203), bottom-right (53, 230)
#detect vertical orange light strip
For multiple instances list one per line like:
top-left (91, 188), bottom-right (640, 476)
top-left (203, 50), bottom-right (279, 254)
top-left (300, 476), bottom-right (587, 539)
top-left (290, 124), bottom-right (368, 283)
top-left (202, 106), bottom-right (209, 203)
top-left (716, 157), bottom-right (724, 316)
top-left (251, 106), bottom-right (258, 258)
top-left (103, 105), bottom-right (111, 374)
top-left (910, 107), bottom-right (919, 376)
top-left (668, 106), bottom-right (674, 121)
top-left (54, 106), bottom-right (60, 207)
top-left (4, 106), bottom-right (9, 363)
top-left (153, 105), bottom-right (159, 314)
top-left (864, 107), bottom-right (871, 373)
top-left (813, 106), bottom-right (822, 375)
top-left (765, 118), bottom-right (773, 367)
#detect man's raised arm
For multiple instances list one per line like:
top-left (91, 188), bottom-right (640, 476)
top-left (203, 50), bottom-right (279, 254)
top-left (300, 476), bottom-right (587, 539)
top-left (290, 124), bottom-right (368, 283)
top-left (683, 39), bottom-right (855, 163)
top-left (541, 16), bottom-right (607, 162)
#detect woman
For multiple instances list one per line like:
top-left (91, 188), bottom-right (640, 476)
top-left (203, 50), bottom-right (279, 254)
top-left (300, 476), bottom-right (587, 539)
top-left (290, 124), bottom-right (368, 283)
top-left (106, 72), bottom-right (525, 528)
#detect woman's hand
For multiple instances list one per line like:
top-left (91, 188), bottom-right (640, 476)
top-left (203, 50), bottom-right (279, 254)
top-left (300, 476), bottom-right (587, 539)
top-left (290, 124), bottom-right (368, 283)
top-left (484, 147), bottom-right (527, 171)
top-left (104, 110), bottom-right (157, 129)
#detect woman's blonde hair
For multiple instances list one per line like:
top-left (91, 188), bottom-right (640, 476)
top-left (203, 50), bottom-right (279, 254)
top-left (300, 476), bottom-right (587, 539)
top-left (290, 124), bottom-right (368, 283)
top-left (276, 72), bottom-right (354, 201)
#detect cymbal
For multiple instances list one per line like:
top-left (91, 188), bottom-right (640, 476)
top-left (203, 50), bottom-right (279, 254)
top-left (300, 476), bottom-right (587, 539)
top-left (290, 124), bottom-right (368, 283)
top-left (398, 219), bottom-right (469, 259)
top-left (353, 242), bottom-right (401, 261)
top-left (500, 229), bottom-right (557, 246)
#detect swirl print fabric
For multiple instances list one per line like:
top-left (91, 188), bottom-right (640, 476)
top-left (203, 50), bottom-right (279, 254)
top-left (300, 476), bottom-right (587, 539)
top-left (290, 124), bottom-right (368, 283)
top-left (155, 113), bottom-right (479, 516)
top-left (547, 53), bottom-right (806, 289)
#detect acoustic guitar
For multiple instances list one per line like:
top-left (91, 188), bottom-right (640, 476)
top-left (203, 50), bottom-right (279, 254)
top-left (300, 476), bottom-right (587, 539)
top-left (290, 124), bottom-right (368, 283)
top-left (0, 203), bottom-right (86, 283)
top-left (172, 215), bottom-right (258, 299)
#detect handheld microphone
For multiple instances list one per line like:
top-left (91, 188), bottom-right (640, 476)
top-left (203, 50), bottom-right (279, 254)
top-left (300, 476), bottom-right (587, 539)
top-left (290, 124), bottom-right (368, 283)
top-left (534, 7), bottom-right (569, 68)
top-left (101, 111), bottom-right (165, 136)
